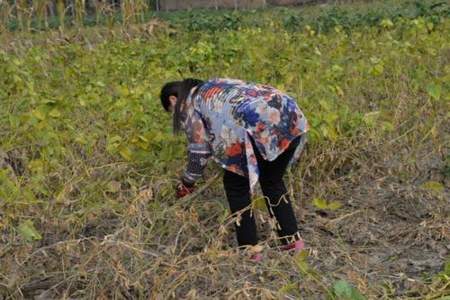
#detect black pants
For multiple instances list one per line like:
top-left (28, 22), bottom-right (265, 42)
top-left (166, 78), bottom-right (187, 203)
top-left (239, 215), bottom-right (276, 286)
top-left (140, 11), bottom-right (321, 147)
top-left (223, 135), bottom-right (302, 247)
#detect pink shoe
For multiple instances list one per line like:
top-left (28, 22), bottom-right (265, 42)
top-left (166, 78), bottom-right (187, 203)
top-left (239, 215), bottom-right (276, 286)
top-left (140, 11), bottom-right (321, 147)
top-left (249, 253), bottom-right (263, 262)
top-left (280, 239), bottom-right (305, 252)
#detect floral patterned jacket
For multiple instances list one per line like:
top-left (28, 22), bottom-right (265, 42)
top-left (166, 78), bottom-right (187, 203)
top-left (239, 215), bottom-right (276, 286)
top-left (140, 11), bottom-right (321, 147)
top-left (180, 78), bottom-right (308, 192)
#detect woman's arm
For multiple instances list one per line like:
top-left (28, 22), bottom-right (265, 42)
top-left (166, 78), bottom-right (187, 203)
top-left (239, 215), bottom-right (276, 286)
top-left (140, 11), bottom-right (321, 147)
top-left (181, 108), bottom-right (212, 186)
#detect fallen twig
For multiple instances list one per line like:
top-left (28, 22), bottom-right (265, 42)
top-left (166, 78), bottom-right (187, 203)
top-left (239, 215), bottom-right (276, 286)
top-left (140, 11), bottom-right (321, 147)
top-left (326, 209), bottom-right (363, 226)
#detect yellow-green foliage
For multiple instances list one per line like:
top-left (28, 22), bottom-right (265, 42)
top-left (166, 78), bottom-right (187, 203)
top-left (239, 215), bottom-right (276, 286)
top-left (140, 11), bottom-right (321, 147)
top-left (1, 18), bottom-right (447, 227)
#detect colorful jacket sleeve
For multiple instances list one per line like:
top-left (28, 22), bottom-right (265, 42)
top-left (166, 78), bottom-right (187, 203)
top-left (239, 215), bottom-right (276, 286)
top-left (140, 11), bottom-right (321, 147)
top-left (181, 104), bottom-right (212, 186)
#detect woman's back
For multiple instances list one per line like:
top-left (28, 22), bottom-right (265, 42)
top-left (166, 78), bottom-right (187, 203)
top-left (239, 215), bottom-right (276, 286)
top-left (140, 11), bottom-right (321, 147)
top-left (190, 78), bottom-right (307, 162)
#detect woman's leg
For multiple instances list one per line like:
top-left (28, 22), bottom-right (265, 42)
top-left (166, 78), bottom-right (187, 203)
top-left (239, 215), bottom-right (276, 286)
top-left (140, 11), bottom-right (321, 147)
top-left (256, 136), bottom-right (302, 244)
top-left (223, 170), bottom-right (258, 247)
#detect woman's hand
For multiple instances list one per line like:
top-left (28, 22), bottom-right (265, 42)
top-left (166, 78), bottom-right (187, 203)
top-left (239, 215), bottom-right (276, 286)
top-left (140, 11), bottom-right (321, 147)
top-left (176, 181), bottom-right (195, 198)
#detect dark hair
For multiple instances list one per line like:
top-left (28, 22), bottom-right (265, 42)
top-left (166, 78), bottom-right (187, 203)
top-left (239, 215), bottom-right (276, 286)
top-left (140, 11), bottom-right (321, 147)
top-left (160, 78), bottom-right (204, 134)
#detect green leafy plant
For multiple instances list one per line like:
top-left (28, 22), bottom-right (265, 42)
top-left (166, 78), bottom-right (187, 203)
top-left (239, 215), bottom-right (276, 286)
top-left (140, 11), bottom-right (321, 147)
top-left (0, 3), bottom-right (449, 299)
top-left (332, 280), bottom-right (366, 300)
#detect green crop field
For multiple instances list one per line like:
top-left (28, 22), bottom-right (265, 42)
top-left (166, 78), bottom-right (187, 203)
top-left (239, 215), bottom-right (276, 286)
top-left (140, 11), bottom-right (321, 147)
top-left (1, 0), bottom-right (449, 299)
